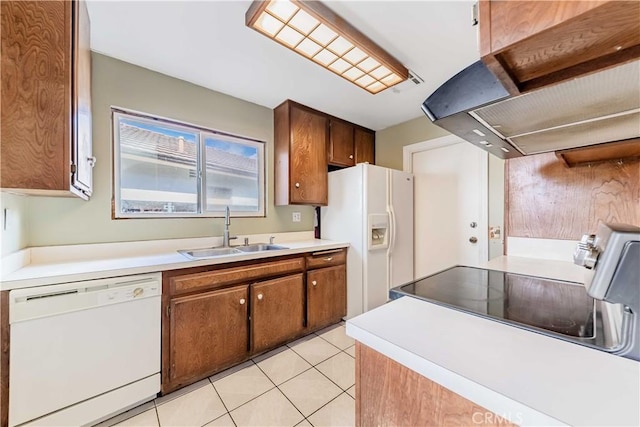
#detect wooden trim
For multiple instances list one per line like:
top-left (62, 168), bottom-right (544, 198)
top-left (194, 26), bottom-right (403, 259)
top-left (0, 291), bottom-right (9, 427)
top-left (556, 139), bottom-right (640, 168)
top-left (161, 273), bottom-right (172, 392)
top-left (298, 1), bottom-right (408, 80)
top-left (481, 54), bottom-right (521, 96)
top-left (280, 100), bottom-right (374, 134)
top-left (520, 45), bottom-right (640, 93)
top-left (169, 257), bottom-right (305, 296)
top-left (477, 0), bottom-right (491, 57)
top-left (244, 0), bottom-right (268, 27)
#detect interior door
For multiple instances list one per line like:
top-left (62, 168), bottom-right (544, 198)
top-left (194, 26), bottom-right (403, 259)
top-left (411, 140), bottom-right (488, 278)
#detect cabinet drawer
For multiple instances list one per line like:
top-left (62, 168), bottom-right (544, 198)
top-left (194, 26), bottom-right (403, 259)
top-left (306, 249), bottom-right (346, 269)
top-left (170, 257), bottom-right (305, 295)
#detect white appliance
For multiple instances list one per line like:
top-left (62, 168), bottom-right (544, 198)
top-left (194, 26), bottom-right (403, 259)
top-left (9, 273), bottom-right (161, 427)
top-left (322, 163), bottom-right (414, 318)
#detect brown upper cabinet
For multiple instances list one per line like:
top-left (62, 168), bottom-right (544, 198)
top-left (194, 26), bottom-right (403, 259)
top-left (274, 100), bottom-right (375, 205)
top-left (1, 0), bottom-right (94, 199)
top-left (275, 100), bottom-right (329, 206)
top-left (328, 119), bottom-right (376, 167)
top-left (328, 119), bottom-right (355, 167)
top-left (478, 0), bottom-right (640, 94)
top-left (354, 128), bottom-right (375, 165)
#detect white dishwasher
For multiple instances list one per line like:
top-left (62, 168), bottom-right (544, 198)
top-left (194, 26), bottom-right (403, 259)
top-left (9, 273), bottom-right (161, 427)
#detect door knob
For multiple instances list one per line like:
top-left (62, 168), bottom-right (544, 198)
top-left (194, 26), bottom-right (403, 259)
top-left (239, 298), bottom-right (246, 305)
top-left (87, 156), bottom-right (97, 167)
top-left (312, 280), bottom-right (317, 286)
top-left (470, 222), bottom-right (477, 228)
top-left (295, 182), bottom-right (300, 188)
top-left (257, 293), bottom-right (264, 300)
top-left (469, 237), bottom-right (478, 243)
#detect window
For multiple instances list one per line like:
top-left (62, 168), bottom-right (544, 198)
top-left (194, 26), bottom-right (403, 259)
top-left (112, 109), bottom-right (265, 218)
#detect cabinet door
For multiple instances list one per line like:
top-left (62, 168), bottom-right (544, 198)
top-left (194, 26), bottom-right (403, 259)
top-left (479, 1), bottom-right (640, 93)
top-left (169, 286), bottom-right (248, 386)
top-left (251, 274), bottom-right (305, 354)
top-left (355, 128), bottom-right (375, 165)
top-left (72, 0), bottom-right (93, 196)
top-left (329, 119), bottom-right (355, 167)
top-left (307, 265), bottom-right (347, 331)
top-left (290, 106), bottom-right (328, 205)
top-left (0, 0), bottom-right (72, 192)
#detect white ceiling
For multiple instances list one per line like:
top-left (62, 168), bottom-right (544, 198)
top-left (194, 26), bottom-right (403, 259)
top-left (87, 1), bottom-right (479, 131)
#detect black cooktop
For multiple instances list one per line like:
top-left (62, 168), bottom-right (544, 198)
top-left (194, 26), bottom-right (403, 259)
top-left (390, 266), bottom-right (595, 339)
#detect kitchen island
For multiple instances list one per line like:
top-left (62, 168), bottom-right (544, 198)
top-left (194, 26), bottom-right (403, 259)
top-left (346, 257), bottom-right (640, 426)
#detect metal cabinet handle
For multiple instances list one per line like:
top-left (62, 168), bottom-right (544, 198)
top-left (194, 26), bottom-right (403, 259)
top-left (312, 280), bottom-right (317, 286)
top-left (240, 298), bottom-right (246, 305)
top-left (324, 257), bottom-right (333, 261)
top-left (295, 182), bottom-right (300, 188)
top-left (87, 156), bottom-right (97, 167)
top-left (257, 293), bottom-right (264, 301)
top-left (349, 155), bottom-right (353, 159)
top-left (469, 237), bottom-right (478, 243)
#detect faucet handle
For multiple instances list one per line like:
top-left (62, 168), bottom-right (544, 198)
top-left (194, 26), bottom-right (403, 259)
top-left (269, 236), bottom-right (275, 244)
top-left (244, 237), bottom-right (249, 246)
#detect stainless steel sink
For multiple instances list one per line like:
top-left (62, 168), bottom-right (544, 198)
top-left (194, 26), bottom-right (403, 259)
top-left (236, 244), bottom-right (289, 252)
top-left (178, 243), bottom-right (289, 259)
top-left (178, 247), bottom-right (242, 259)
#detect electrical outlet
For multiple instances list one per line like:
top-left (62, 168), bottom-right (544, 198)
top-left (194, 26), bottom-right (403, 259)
top-left (292, 212), bottom-right (301, 222)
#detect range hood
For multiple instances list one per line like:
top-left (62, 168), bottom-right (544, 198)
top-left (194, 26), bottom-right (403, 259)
top-left (421, 60), bottom-right (640, 159)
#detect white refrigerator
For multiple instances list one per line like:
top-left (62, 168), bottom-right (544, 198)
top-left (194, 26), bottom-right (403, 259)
top-left (321, 163), bottom-right (414, 319)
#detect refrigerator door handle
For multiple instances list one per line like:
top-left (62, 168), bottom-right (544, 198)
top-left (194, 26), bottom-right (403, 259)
top-left (388, 205), bottom-right (397, 255)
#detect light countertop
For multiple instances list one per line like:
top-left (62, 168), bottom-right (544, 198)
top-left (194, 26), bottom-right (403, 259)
top-left (346, 257), bottom-right (640, 426)
top-left (1, 232), bottom-right (348, 290)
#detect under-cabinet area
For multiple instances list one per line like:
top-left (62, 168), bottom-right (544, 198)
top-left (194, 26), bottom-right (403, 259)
top-left (161, 249), bottom-right (347, 394)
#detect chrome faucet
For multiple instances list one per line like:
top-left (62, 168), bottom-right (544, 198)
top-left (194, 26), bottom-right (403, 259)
top-left (222, 206), bottom-right (237, 247)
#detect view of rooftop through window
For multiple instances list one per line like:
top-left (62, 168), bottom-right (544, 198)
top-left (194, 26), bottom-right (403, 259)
top-left (113, 110), bottom-right (265, 218)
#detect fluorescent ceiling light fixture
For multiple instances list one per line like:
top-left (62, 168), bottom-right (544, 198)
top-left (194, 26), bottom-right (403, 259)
top-left (246, 0), bottom-right (409, 94)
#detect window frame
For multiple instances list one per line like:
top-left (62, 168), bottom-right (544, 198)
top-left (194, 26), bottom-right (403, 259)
top-left (112, 108), bottom-right (266, 219)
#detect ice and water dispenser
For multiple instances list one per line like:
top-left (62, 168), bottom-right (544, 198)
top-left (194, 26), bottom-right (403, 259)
top-left (368, 214), bottom-right (390, 250)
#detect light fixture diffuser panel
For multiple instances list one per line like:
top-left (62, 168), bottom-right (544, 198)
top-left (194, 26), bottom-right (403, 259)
top-left (246, 0), bottom-right (409, 93)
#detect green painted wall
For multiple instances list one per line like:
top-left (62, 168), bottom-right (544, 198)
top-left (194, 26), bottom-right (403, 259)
top-left (375, 116), bottom-right (449, 170)
top-left (25, 53), bottom-right (313, 247)
top-left (0, 193), bottom-right (29, 256)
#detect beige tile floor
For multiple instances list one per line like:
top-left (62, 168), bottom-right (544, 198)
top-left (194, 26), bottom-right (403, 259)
top-left (100, 324), bottom-right (355, 427)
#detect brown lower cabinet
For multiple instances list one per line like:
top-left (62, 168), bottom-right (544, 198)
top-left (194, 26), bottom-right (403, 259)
top-left (356, 343), bottom-right (517, 426)
top-left (168, 286), bottom-right (249, 388)
top-left (307, 265), bottom-right (346, 331)
top-left (251, 274), bottom-right (305, 354)
top-left (162, 249), bottom-right (347, 394)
